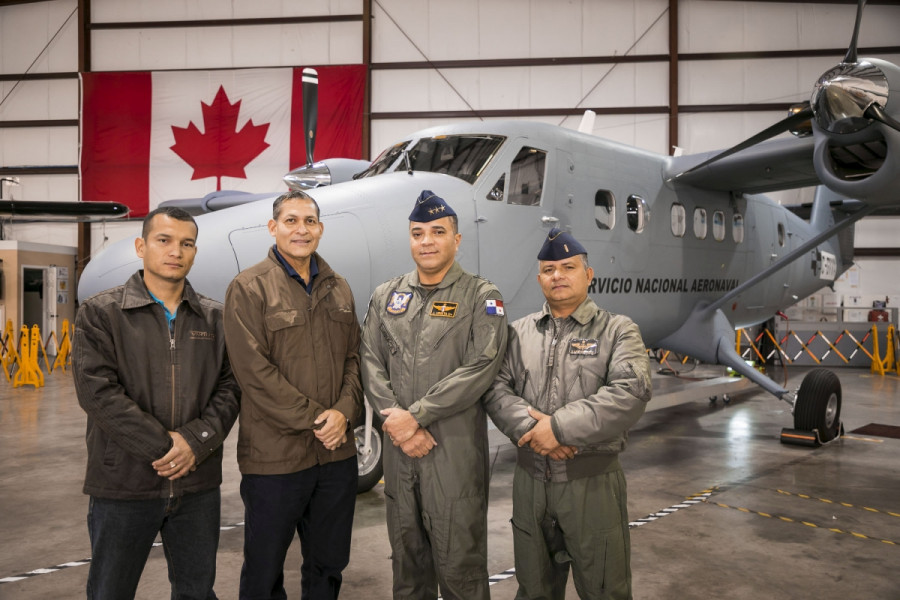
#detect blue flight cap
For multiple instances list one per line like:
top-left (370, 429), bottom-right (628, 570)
top-left (537, 227), bottom-right (588, 261)
top-left (409, 190), bottom-right (457, 222)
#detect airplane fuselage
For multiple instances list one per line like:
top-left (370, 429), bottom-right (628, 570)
top-left (79, 121), bottom-right (845, 350)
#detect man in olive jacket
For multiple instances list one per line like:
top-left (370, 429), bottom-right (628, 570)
top-left (74, 206), bottom-right (241, 599)
top-left (224, 190), bottom-right (362, 599)
top-left (484, 228), bottom-right (652, 600)
top-left (360, 190), bottom-right (508, 600)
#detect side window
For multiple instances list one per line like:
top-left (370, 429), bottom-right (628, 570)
top-left (626, 195), bottom-right (650, 234)
top-left (732, 213), bottom-right (744, 243)
top-left (595, 190), bottom-right (615, 230)
top-left (507, 147), bottom-right (546, 206)
top-left (693, 207), bottom-right (707, 240)
top-left (486, 173), bottom-right (505, 201)
top-left (777, 222), bottom-right (785, 246)
top-left (670, 202), bottom-right (686, 237)
top-left (712, 210), bottom-right (726, 241)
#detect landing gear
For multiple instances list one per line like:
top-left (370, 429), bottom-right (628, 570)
top-left (780, 369), bottom-right (843, 446)
top-left (355, 417), bottom-right (384, 493)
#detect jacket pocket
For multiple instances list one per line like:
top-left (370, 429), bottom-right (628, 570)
top-left (264, 309), bottom-right (307, 331)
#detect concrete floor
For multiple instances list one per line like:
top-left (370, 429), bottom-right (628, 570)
top-left (1, 363), bottom-right (899, 599)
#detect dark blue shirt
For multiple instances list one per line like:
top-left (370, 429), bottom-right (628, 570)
top-left (273, 245), bottom-right (318, 294)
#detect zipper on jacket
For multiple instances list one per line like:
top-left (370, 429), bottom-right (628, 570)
top-left (169, 321), bottom-right (176, 499)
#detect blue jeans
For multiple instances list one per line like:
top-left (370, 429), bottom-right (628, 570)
top-left (86, 488), bottom-right (221, 600)
top-left (239, 457), bottom-right (357, 600)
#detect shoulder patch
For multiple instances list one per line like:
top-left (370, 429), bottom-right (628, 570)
top-left (386, 291), bottom-right (413, 315)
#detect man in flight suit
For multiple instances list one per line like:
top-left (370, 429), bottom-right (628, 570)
top-left (484, 228), bottom-right (652, 600)
top-left (360, 190), bottom-right (508, 599)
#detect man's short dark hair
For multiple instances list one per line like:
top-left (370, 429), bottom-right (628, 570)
top-left (273, 190), bottom-right (321, 221)
top-left (142, 206), bottom-right (198, 239)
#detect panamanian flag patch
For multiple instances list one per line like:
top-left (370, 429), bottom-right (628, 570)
top-left (485, 299), bottom-right (505, 316)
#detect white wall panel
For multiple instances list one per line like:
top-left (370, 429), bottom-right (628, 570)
top-left (0, 0), bottom-right (77, 74)
top-left (0, 79), bottom-right (78, 120)
top-left (92, 22), bottom-right (361, 71)
top-left (0, 127), bottom-right (77, 167)
top-left (91, 0), bottom-right (361, 22)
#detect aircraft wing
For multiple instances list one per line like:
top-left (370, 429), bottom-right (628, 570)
top-left (665, 136), bottom-right (818, 195)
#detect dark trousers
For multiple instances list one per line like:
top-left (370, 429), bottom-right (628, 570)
top-left (239, 457), bottom-right (357, 600)
top-left (86, 488), bottom-right (221, 600)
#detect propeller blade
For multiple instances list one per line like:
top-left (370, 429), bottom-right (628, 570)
top-left (843, 0), bottom-right (866, 65)
top-left (864, 102), bottom-right (900, 133)
top-left (671, 106), bottom-right (813, 180)
top-left (302, 68), bottom-right (319, 166)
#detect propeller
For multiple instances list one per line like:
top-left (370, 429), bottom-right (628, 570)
top-left (672, 0), bottom-right (900, 181)
top-left (302, 68), bottom-right (319, 166)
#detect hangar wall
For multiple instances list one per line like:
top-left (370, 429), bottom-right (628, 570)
top-left (1, 0), bottom-right (899, 308)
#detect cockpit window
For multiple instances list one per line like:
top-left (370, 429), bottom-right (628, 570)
top-left (355, 135), bottom-right (505, 184)
top-left (406, 135), bottom-right (506, 184)
top-left (354, 141), bottom-right (410, 179)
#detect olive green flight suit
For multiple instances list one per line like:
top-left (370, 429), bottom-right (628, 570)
top-left (484, 298), bottom-right (651, 600)
top-left (360, 261), bottom-right (508, 600)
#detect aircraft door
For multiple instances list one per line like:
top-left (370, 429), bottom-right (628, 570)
top-left (474, 141), bottom-right (552, 318)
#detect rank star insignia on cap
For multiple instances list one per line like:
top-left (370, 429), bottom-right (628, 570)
top-left (537, 227), bottom-right (588, 261)
top-left (409, 190), bottom-right (457, 222)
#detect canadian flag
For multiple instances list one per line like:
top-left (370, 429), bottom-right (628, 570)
top-left (81, 65), bottom-right (366, 217)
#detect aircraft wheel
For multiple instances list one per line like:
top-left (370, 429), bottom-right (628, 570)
top-left (355, 419), bottom-right (384, 494)
top-left (794, 369), bottom-right (842, 442)
top-left (722, 394), bottom-right (731, 405)
top-left (709, 395), bottom-right (717, 405)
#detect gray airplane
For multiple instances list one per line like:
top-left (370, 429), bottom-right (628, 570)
top-left (76, 1), bottom-right (900, 491)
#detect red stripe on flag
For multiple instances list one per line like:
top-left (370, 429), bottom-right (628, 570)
top-left (290, 65), bottom-right (366, 169)
top-left (81, 72), bottom-right (153, 217)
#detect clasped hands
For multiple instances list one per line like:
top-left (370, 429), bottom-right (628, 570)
top-left (314, 409), bottom-right (349, 451)
top-left (517, 407), bottom-right (577, 461)
top-left (381, 407), bottom-right (437, 459)
top-left (152, 431), bottom-right (197, 480)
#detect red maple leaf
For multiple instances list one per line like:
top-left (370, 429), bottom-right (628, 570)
top-left (170, 85), bottom-right (270, 190)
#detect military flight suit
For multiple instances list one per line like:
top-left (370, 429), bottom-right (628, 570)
top-left (360, 261), bottom-right (508, 600)
top-left (484, 297), bottom-right (651, 600)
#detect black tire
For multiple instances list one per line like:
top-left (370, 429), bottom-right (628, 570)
top-left (355, 419), bottom-right (384, 494)
top-left (794, 368), bottom-right (842, 442)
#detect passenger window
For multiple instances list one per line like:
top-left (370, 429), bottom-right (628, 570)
top-left (507, 147), bottom-right (546, 206)
top-left (670, 203), bottom-right (686, 237)
top-left (595, 190), bottom-right (615, 230)
top-left (712, 211), bottom-right (726, 241)
top-left (732, 213), bottom-right (744, 243)
top-left (626, 195), bottom-right (649, 234)
top-left (693, 208), bottom-right (707, 240)
top-left (486, 173), bottom-right (505, 202)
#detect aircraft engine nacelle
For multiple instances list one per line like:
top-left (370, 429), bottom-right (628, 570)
top-left (810, 57), bottom-right (900, 206)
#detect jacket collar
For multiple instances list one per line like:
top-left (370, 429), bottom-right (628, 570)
top-left (536, 296), bottom-right (599, 326)
top-left (408, 261), bottom-right (463, 290)
top-left (121, 270), bottom-right (204, 314)
top-left (267, 248), bottom-right (334, 279)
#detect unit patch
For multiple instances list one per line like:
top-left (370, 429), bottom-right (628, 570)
top-left (386, 291), bottom-right (413, 315)
top-left (568, 339), bottom-right (599, 355)
top-left (485, 299), bottom-right (505, 316)
top-left (430, 302), bottom-right (458, 318)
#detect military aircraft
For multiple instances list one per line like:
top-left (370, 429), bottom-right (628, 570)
top-left (77, 1), bottom-right (900, 490)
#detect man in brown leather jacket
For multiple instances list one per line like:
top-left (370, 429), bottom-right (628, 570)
top-left (484, 228), bottom-right (651, 600)
top-left (224, 190), bottom-right (362, 599)
top-left (74, 206), bottom-right (241, 599)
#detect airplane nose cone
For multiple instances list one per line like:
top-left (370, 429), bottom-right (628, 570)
top-left (77, 236), bottom-right (142, 301)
